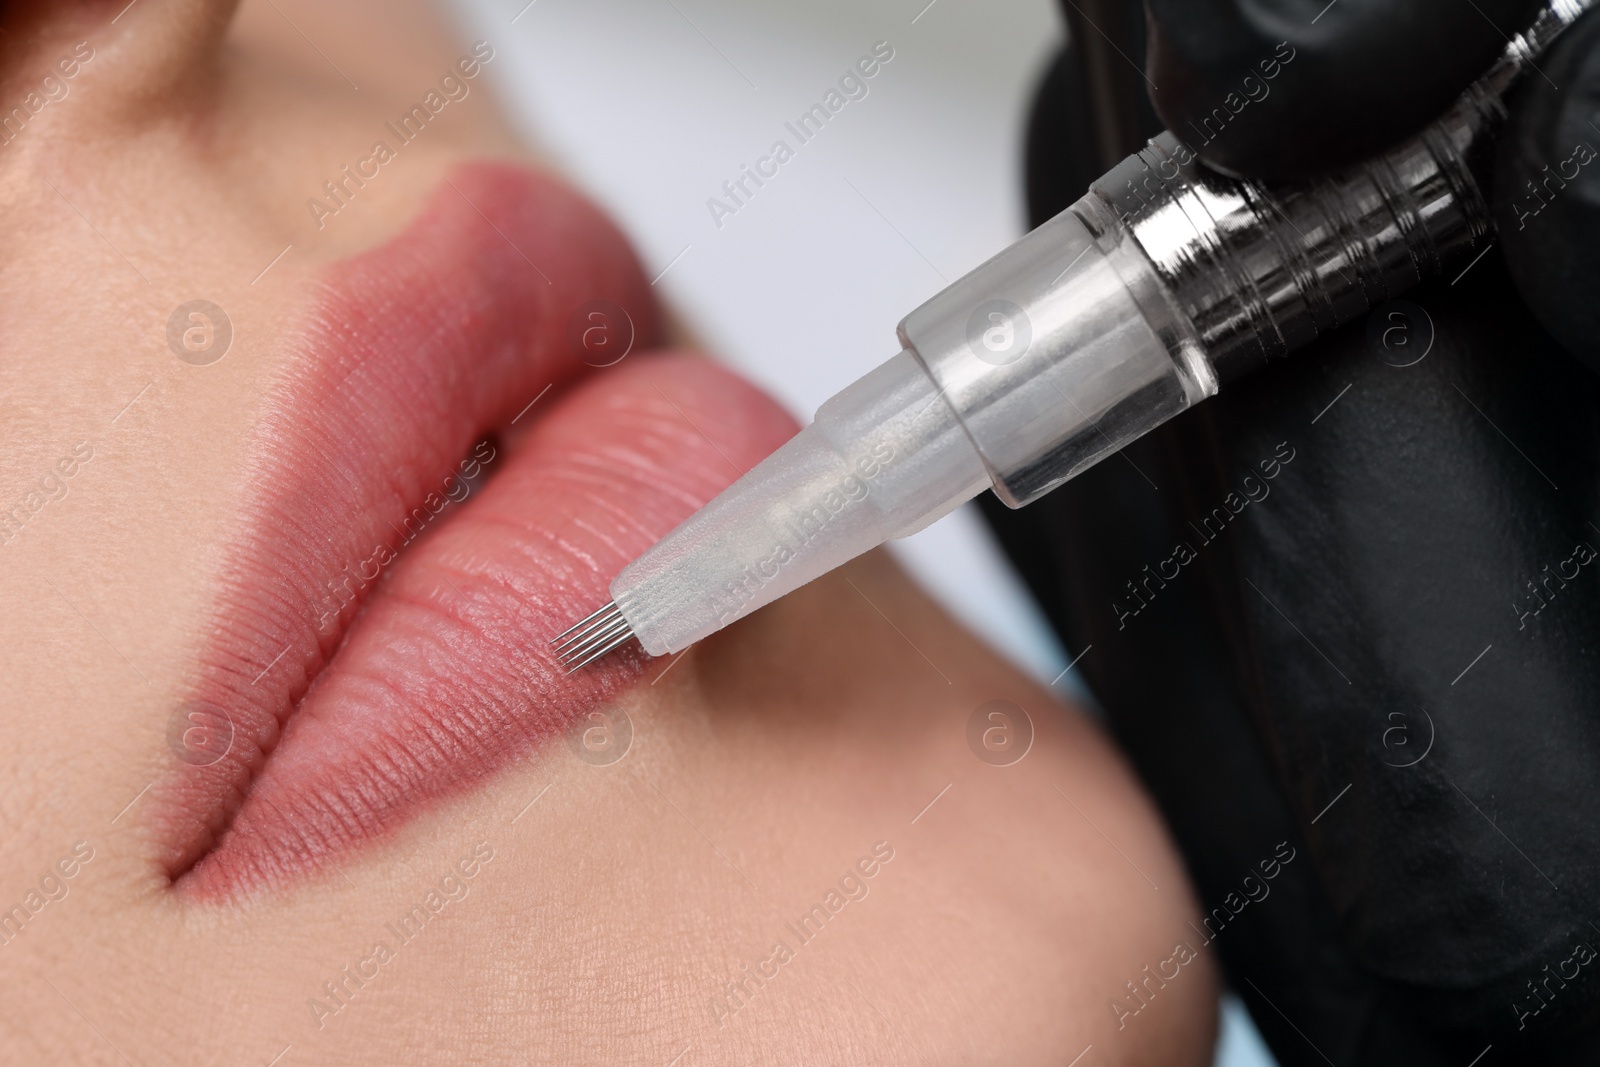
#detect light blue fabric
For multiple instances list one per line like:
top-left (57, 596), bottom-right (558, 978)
top-left (1217, 993), bottom-right (1279, 1067)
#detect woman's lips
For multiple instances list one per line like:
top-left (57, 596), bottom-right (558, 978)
top-left (160, 162), bottom-right (797, 897)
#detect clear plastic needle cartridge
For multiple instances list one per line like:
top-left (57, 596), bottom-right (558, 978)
top-left (554, 0), bottom-right (1592, 669)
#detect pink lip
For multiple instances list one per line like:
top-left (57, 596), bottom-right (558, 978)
top-left (160, 163), bottom-right (795, 898)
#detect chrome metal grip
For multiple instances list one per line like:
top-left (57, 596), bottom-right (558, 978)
top-left (1085, 0), bottom-right (1592, 383)
top-left (895, 0), bottom-right (1591, 510)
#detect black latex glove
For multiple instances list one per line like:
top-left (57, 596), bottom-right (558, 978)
top-left (986, 3), bottom-right (1600, 1065)
top-left (1143, 0), bottom-right (1600, 367)
top-left (1145, 0), bottom-right (1543, 179)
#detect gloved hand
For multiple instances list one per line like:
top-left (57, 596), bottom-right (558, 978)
top-left (1145, 0), bottom-right (1542, 178)
top-left (987, 2), bottom-right (1600, 1064)
top-left (1143, 0), bottom-right (1600, 366)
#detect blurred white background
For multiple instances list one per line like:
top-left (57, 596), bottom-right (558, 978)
top-left (449, 0), bottom-right (1278, 1062)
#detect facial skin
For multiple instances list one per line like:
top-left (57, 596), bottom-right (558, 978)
top-left (0, 1), bottom-right (1216, 1064)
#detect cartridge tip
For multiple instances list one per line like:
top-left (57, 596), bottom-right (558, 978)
top-left (549, 601), bottom-right (635, 672)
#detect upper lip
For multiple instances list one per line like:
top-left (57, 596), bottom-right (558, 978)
top-left (156, 161), bottom-right (662, 897)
